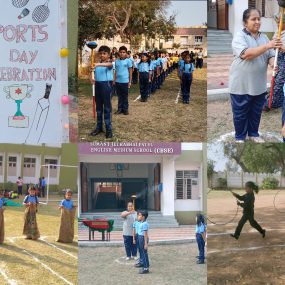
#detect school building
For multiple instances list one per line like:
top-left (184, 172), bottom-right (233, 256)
top-left (78, 143), bottom-right (207, 225)
top-left (149, 26), bottom-right (207, 53)
top-left (208, 0), bottom-right (279, 36)
top-left (0, 144), bottom-right (78, 192)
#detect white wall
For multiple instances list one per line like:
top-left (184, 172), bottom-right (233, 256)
top-left (229, 0), bottom-right (248, 36)
top-left (86, 163), bottom-right (149, 179)
top-left (161, 158), bottom-right (175, 216)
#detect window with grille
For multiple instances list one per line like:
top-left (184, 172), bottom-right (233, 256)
top-left (44, 158), bottom-right (59, 178)
top-left (44, 159), bottom-right (58, 169)
top-left (8, 156), bottom-right (17, 168)
top-left (195, 36), bottom-right (203, 43)
top-left (23, 157), bottom-right (36, 177)
top-left (8, 156), bottom-right (17, 176)
top-left (176, 170), bottom-right (199, 200)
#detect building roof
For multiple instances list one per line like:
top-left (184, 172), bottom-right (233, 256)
top-left (175, 27), bottom-right (207, 36)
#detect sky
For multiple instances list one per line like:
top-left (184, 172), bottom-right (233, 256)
top-left (167, 0), bottom-right (207, 26)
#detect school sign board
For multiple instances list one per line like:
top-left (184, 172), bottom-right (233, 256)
top-left (78, 142), bottom-right (182, 155)
top-left (0, 1), bottom-right (69, 144)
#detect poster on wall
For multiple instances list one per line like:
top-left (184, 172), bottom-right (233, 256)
top-left (0, 1), bottom-right (68, 144)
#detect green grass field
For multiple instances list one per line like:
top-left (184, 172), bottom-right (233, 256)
top-left (0, 195), bottom-right (78, 285)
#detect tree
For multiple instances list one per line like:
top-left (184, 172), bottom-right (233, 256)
top-left (78, 0), bottom-right (176, 49)
top-left (207, 160), bottom-right (215, 188)
top-left (224, 143), bottom-right (285, 174)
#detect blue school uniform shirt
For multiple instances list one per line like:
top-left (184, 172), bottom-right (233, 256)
top-left (115, 58), bottom-right (132, 83)
top-left (23, 195), bottom-right (38, 204)
top-left (138, 221), bottom-right (149, 236)
top-left (157, 57), bottom-right (162, 68)
top-left (150, 60), bottom-right (157, 71)
top-left (180, 62), bottom-right (194, 74)
top-left (196, 223), bottom-right (206, 234)
top-left (138, 62), bottom-right (150, 73)
top-left (60, 199), bottom-right (74, 210)
top-left (41, 179), bottom-right (46, 187)
top-left (94, 65), bottom-right (114, 82)
top-left (133, 220), bottom-right (141, 234)
top-left (0, 198), bottom-right (3, 208)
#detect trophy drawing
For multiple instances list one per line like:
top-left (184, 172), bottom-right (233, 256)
top-left (4, 84), bottom-right (33, 128)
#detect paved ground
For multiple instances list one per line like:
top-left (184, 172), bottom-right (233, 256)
top-left (78, 244), bottom-right (206, 285)
top-left (207, 98), bottom-right (282, 142)
top-left (78, 226), bottom-right (196, 243)
top-left (207, 54), bottom-right (273, 91)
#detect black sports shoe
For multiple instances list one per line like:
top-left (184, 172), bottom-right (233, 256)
top-left (106, 130), bottom-right (113, 139)
top-left (90, 129), bottom-right (103, 136)
top-left (135, 263), bottom-right (144, 268)
top-left (123, 110), bottom-right (129, 115)
top-left (114, 110), bottom-right (123, 114)
top-left (230, 234), bottom-right (239, 240)
top-left (262, 229), bottom-right (266, 238)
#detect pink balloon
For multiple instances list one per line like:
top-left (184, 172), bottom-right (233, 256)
top-left (61, 95), bottom-right (70, 104)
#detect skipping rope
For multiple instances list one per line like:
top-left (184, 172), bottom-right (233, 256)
top-left (273, 190), bottom-right (285, 213)
top-left (207, 188), bottom-right (240, 225)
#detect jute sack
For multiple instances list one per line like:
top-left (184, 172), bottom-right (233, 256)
top-left (0, 208), bottom-right (4, 244)
top-left (57, 207), bottom-right (76, 243)
top-left (23, 204), bottom-right (40, 240)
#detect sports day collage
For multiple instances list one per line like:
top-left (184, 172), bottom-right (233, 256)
top-left (0, 0), bottom-right (285, 284)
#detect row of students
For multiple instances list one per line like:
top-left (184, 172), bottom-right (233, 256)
top-left (0, 187), bottom-right (76, 244)
top-left (89, 46), bottom-right (196, 138)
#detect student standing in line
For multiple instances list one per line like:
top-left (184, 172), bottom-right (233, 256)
top-left (180, 53), bottom-right (195, 104)
top-left (114, 46), bottom-right (133, 115)
top-left (89, 45), bottom-right (114, 138)
top-left (138, 53), bottom-right (152, 102)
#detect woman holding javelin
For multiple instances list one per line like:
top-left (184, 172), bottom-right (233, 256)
top-left (230, 181), bottom-right (265, 240)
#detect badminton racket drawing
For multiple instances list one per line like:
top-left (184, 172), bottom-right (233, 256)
top-left (12, 0), bottom-right (29, 8)
top-left (25, 84), bottom-right (52, 144)
top-left (32, 0), bottom-right (50, 23)
top-left (268, 7), bottom-right (285, 109)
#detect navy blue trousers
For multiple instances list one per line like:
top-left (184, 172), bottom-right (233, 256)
top-left (132, 68), bottom-right (138, 84)
top-left (139, 72), bottom-right (149, 100)
top-left (230, 93), bottom-right (266, 140)
top-left (95, 81), bottom-right (112, 131)
top-left (282, 87), bottom-right (285, 142)
top-left (116, 82), bottom-right (129, 111)
top-left (182, 73), bottom-right (193, 102)
top-left (138, 235), bottom-right (149, 268)
top-left (196, 233), bottom-right (205, 262)
top-left (123, 235), bottom-right (137, 257)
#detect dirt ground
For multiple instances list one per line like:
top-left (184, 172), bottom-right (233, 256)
top-left (0, 197), bottom-right (78, 285)
top-left (78, 66), bottom-right (206, 142)
top-left (207, 99), bottom-right (283, 142)
top-left (78, 243), bottom-right (206, 285)
top-left (207, 189), bottom-right (285, 285)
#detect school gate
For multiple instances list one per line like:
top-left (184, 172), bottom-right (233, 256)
top-left (78, 143), bottom-right (206, 226)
